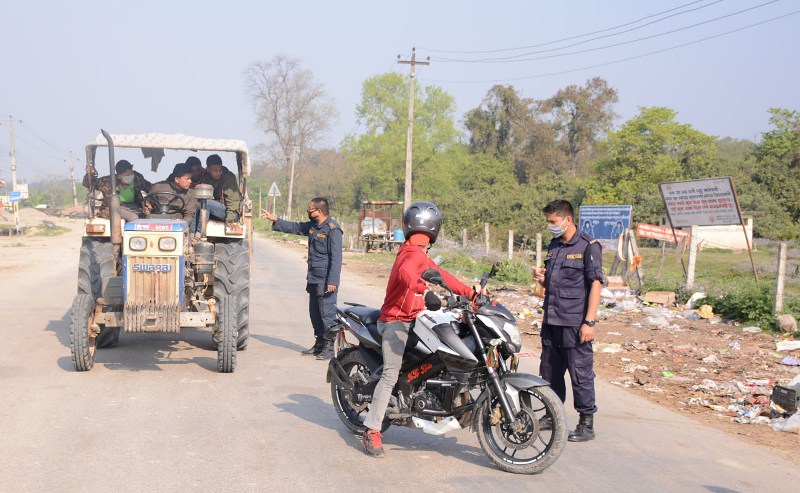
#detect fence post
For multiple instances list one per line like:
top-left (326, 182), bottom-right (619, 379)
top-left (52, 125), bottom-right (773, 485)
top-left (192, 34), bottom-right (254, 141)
top-left (535, 233), bottom-right (542, 268)
top-left (775, 242), bottom-right (787, 314)
top-left (508, 230), bottom-right (513, 260)
top-left (484, 223), bottom-right (490, 256)
top-left (461, 228), bottom-right (467, 248)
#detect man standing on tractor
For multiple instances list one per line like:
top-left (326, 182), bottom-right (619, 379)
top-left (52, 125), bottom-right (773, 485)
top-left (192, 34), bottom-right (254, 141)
top-left (83, 159), bottom-right (152, 221)
top-left (261, 197), bottom-right (343, 360)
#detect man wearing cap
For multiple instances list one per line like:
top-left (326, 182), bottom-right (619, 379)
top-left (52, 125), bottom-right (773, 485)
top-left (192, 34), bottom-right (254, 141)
top-left (83, 159), bottom-right (152, 221)
top-left (198, 154), bottom-right (243, 235)
top-left (145, 163), bottom-right (197, 224)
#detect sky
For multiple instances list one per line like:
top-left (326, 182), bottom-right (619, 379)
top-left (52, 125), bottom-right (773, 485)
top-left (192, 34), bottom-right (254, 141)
top-left (1, 0), bottom-right (798, 183)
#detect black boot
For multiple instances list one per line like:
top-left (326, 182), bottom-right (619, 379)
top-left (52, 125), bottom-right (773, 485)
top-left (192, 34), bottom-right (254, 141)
top-left (568, 413), bottom-right (595, 442)
top-left (301, 337), bottom-right (324, 356)
top-left (315, 339), bottom-right (335, 360)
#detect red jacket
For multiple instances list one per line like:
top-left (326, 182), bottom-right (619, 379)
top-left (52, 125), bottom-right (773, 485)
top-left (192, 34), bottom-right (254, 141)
top-left (380, 242), bottom-right (473, 322)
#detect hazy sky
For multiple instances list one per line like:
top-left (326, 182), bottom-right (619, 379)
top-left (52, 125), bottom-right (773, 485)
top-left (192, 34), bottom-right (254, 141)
top-left (1, 0), bottom-right (797, 182)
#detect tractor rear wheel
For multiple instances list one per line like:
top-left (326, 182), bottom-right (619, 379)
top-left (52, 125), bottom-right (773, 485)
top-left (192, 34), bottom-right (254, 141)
top-left (213, 240), bottom-right (250, 351)
top-left (70, 293), bottom-right (97, 371)
top-left (77, 238), bottom-right (119, 349)
top-left (216, 293), bottom-right (237, 373)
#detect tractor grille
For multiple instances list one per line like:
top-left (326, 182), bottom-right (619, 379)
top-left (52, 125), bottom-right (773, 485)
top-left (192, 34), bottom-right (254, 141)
top-left (125, 256), bottom-right (181, 332)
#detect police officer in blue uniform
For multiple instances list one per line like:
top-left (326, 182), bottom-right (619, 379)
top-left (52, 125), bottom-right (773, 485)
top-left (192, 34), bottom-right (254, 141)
top-left (261, 197), bottom-right (343, 360)
top-left (532, 199), bottom-right (603, 442)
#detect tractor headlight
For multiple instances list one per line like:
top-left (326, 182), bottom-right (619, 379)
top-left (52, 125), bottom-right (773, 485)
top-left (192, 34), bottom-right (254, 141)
top-left (158, 237), bottom-right (177, 251)
top-left (129, 237), bottom-right (147, 251)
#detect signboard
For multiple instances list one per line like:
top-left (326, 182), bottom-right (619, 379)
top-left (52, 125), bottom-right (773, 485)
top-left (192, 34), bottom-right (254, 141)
top-left (15, 183), bottom-right (29, 199)
top-left (659, 177), bottom-right (741, 227)
top-left (578, 205), bottom-right (632, 241)
top-left (9, 191), bottom-right (21, 203)
top-left (267, 182), bottom-right (281, 197)
top-left (636, 223), bottom-right (690, 243)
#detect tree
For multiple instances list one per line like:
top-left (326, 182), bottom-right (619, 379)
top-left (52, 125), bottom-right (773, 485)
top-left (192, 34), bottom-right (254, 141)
top-left (541, 77), bottom-right (618, 177)
top-left (587, 106), bottom-right (717, 224)
top-left (463, 85), bottom-right (562, 183)
top-left (244, 55), bottom-right (338, 217)
top-left (342, 73), bottom-right (459, 209)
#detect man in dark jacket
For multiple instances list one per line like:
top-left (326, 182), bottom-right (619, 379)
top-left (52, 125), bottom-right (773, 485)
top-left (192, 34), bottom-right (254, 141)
top-left (145, 163), bottom-right (197, 224)
top-left (261, 197), bottom-right (342, 359)
top-left (83, 159), bottom-right (152, 221)
top-left (198, 154), bottom-right (242, 234)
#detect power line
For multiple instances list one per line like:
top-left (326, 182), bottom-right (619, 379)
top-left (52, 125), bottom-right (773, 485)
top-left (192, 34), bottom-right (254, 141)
top-left (418, 0), bottom-right (715, 55)
top-left (421, 9), bottom-right (800, 84)
top-left (17, 121), bottom-right (69, 154)
top-left (14, 134), bottom-right (67, 161)
top-left (433, 0), bottom-right (780, 64)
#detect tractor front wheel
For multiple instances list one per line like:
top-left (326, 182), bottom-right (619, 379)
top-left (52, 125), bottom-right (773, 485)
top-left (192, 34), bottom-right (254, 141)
top-left (70, 293), bottom-right (97, 371)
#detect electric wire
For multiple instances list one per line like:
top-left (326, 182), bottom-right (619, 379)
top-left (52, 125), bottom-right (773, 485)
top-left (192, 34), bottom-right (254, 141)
top-left (421, 9), bottom-right (799, 84)
top-left (433, 0), bottom-right (780, 64)
top-left (418, 0), bottom-right (715, 55)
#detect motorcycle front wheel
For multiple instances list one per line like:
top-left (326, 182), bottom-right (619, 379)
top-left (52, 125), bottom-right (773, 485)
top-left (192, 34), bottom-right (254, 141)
top-left (475, 385), bottom-right (567, 474)
top-left (330, 349), bottom-right (391, 434)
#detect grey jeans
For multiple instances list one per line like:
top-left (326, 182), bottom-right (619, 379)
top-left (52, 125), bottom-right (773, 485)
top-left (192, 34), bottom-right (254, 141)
top-left (363, 320), bottom-right (410, 431)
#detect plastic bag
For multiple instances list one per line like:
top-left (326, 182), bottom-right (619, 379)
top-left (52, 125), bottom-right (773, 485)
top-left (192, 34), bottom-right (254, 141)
top-left (771, 413), bottom-right (800, 434)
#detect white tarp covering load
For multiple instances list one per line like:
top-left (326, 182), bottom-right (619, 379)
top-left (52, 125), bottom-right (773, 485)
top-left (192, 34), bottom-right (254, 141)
top-left (86, 133), bottom-right (250, 176)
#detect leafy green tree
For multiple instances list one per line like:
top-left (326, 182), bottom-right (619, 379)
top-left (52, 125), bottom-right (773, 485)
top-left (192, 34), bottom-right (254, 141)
top-left (588, 107), bottom-right (717, 224)
top-left (541, 77), bottom-right (618, 177)
top-left (342, 73), bottom-right (460, 209)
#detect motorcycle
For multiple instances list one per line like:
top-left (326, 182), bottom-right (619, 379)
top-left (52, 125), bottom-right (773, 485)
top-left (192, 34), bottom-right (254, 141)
top-left (326, 266), bottom-right (567, 474)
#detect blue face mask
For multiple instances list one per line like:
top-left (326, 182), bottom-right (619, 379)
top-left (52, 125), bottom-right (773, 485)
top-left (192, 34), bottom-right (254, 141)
top-left (547, 217), bottom-right (567, 238)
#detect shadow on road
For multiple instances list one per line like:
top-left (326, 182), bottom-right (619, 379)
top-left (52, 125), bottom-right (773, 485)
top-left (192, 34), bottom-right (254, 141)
top-left (48, 310), bottom-right (221, 373)
top-left (250, 334), bottom-right (307, 354)
top-left (274, 392), bottom-right (496, 471)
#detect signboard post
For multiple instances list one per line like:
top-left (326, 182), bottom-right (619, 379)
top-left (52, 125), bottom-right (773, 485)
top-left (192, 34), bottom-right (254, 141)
top-left (659, 177), bottom-right (756, 282)
top-left (267, 182), bottom-right (281, 215)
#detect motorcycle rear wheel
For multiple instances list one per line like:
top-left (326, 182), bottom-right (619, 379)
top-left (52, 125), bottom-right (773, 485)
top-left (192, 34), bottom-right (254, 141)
top-left (330, 349), bottom-right (391, 434)
top-left (475, 385), bottom-right (567, 474)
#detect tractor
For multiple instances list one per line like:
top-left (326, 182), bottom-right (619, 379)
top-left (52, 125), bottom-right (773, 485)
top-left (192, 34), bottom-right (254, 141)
top-left (70, 130), bottom-right (252, 373)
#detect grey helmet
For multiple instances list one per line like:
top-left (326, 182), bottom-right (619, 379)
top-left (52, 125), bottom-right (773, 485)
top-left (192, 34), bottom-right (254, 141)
top-left (403, 202), bottom-right (442, 244)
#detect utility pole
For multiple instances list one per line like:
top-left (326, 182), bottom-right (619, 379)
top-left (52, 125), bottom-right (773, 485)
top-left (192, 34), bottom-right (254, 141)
top-left (69, 151), bottom-right (78, 207)
top-left (397, 48), bottom-right (429, 211)
top-left (286, 145), bottom-right (298, 220)
top-left (8, 116), bottom-right (20, 236)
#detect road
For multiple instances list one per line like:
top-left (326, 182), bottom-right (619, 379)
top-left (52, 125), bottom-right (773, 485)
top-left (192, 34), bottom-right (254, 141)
top-left (0, 227), bottom-right (797, 492)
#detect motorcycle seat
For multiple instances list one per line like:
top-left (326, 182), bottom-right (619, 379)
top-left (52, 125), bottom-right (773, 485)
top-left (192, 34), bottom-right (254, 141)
top-left (345, 306), bottom-right (381, 327)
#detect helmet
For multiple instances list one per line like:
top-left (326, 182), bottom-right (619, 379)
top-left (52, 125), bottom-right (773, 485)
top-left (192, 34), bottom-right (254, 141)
top-left (403, 202), bottom-right (441, 244)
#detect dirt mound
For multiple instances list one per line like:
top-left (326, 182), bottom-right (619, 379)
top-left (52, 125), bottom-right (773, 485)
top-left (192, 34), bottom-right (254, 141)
top-left (17, 207), bottom-right (49, 224)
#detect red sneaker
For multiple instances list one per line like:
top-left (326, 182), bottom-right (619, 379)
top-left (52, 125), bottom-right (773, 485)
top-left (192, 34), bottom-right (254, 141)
top-left (360, 429), bottom-right (386, 458)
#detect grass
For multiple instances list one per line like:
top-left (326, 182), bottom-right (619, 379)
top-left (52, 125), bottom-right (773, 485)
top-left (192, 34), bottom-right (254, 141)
top-left (33, 225), bottom-right (70, 237)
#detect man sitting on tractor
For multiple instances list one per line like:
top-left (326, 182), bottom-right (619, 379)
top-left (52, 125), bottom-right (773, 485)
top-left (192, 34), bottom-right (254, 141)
top-left (145, 162), bottom-right (197, 224)
top-left (197, 154), bottom-right (243, 235)
top-left (83, 159), bottom-right (152, 221)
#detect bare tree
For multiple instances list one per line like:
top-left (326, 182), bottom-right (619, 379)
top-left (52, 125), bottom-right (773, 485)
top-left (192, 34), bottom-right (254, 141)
top-left (244, 55), bottom-right (338, 217)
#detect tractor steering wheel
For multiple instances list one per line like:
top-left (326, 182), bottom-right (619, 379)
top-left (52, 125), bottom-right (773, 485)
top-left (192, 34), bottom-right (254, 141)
top-left (145, 191), bottom-right (186, 216)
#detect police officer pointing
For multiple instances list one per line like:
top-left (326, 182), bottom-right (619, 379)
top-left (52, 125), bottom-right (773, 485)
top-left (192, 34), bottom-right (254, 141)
top-left (532, 199), bottom-right (603, 442)
top-left (261, 197), bottom-right (343, 360)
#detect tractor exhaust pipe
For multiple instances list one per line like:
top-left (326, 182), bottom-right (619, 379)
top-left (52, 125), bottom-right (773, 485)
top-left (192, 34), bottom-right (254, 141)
top-left (100, 129), bottom-right (122, 246)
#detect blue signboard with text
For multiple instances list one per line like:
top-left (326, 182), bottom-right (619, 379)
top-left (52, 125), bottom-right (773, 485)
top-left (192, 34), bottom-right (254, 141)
top-left (9, 191), bottom-right (21, 203)
top-left (578, 205), bottom-right (632, 242)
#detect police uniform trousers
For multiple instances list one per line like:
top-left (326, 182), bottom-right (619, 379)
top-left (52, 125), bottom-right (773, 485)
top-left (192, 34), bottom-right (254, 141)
top-left (540, 323), bottom-right (597, 415)
top-left (306, 283), bottom-right (338, 341)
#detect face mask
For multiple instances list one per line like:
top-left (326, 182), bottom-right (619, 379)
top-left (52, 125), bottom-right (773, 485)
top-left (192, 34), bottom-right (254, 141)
top-left (120, 174), bottom-right (134, 185)
top-left (547, 217), bottom-right (567, 238)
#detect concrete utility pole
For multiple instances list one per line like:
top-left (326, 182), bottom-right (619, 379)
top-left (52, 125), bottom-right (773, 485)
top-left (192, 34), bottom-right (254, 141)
top-left (397, 48), bottom-right (429, 210)
top-left (286, 145), bottom-right (298, 220)
top-left (8, 116), bottom-right (20, 235)
top-left (68, 151), bottom-right (78, 207)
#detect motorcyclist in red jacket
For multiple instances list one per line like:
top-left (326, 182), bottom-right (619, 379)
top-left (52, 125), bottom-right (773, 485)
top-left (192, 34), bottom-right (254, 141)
top-left (361, 202), bottom-right (475, 458)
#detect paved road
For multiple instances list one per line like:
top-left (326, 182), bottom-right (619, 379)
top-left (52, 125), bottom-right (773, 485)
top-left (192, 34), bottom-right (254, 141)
top-left (0, 230), bottom-right (797, 492)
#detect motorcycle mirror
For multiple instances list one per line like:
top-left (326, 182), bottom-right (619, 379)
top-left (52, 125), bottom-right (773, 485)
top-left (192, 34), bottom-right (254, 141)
top-left (421, 268), bottom-right (444, 285)
top-left (424, 290), bottom-right (442, 311)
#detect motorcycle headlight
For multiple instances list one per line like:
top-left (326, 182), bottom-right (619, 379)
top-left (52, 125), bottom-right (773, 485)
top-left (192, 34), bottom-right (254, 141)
top-left (502, 321), bottom-right (522, 352)
top-left (129, 236), bottom-right (146, 251)
top-left (159, 237), bottom-right (177, 251)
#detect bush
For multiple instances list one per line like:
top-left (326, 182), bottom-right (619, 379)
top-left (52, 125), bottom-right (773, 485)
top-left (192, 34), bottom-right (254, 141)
top-left (696, 280), bottom-right (777, 330)
top-left (495, 258), bottom-right (533, 285)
